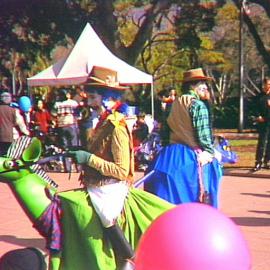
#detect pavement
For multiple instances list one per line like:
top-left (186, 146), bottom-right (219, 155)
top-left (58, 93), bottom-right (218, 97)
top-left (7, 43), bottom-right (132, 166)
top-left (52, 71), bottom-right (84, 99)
top-left (0, 170), bottom-right (270, 269)
top-left (224, 167), bottom-right (270, 179)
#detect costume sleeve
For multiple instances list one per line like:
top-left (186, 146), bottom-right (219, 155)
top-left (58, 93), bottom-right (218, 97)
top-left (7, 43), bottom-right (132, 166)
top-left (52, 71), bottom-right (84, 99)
top-left (88, 125), bottom-right (130, 180)
top-left (190, 100), bottom-right (214, 154)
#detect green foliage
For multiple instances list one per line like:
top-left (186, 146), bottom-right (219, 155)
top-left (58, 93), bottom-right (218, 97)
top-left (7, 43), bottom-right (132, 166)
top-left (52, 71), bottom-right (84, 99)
top-left (213, 98), bottom-right (239, 128)
top-left (0, 0), bottom-right (90, 92)
top-left (143, 39), bottom-right (185, 92)
top-left (0, 0), bottom-right (270, 118)
top-left (199, 35), bottom-right (225, 65)
top-left (174, 0), bottom-right (218, 66)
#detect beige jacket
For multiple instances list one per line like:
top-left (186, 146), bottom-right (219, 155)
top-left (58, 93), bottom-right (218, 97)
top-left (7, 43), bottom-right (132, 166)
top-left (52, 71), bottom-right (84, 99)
top-left (83, 111), bottom-right (134, 185)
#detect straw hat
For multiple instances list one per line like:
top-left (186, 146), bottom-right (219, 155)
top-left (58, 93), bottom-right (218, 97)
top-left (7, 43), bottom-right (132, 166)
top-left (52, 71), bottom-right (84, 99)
top-left (88, 67), bottom-right (128, 90)
top-left (182, 68), bottom-right (212, 83)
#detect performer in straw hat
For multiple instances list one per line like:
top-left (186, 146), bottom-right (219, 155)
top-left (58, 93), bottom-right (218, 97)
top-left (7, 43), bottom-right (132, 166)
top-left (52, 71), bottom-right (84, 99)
top-left (144, 68), bottom-right (223, 207)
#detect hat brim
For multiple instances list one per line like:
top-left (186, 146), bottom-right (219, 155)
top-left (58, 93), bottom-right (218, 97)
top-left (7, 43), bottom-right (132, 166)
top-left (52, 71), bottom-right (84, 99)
top-left (87, 76), bottom-right (129, 91)
top-left (182, 76), bottom-right (213, 83)
top-left (86, 82), bottom-right (128, 91)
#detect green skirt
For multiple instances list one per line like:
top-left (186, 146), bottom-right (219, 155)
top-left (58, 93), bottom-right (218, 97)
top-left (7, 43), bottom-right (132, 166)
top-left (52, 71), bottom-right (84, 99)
top-left (51, 187), bottom-right (173, 270)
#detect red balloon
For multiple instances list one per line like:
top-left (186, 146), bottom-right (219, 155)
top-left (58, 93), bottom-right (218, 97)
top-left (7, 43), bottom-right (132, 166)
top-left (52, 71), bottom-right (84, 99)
top-left (135, 203), bottom-right (251, 270)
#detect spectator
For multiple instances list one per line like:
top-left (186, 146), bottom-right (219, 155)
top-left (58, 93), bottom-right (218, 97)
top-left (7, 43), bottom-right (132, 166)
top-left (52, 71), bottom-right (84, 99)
top-left (0, 90), bottom-right (29, 156)
top-left (0, 77), bottom-right (10, 91)
top-left (252, 77), bottom-right (270, 171)
top-left (73, 85), bottom-right (87, 106)
top-left (52, 89), bottom-right (80, 171)
top-left (157, 89), bottom-right (177, 146)
top-left (132, 112), bottom-right (149, 147)
top-left (0, 247), bottom-right (47, 270)
top-left (161, 88), bottom-right (177, 114)
top-left (31, 99), bottom-right (52, 135)
top-left (78, 97), bottom-right (101, 148)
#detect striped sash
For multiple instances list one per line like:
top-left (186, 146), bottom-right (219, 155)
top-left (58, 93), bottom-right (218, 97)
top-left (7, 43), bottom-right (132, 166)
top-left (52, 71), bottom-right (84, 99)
top-left (7, 136), bottom-right (58, 188)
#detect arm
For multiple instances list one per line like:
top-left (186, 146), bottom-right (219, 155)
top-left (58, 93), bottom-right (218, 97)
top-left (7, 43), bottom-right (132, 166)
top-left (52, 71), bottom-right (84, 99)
top-left (190, 100), bottom-right (214, 154)
top-left (15, 109), bottom-right (30, 135)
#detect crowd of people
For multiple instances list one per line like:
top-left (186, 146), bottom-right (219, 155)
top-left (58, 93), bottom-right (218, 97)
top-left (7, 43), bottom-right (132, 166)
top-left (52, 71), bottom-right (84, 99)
top-left (0, 85), bottom-right (157, 172)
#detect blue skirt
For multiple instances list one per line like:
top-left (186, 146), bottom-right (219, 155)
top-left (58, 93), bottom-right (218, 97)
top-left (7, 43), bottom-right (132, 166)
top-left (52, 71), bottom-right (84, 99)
top-left (143, 144), bottom-right (223, 208)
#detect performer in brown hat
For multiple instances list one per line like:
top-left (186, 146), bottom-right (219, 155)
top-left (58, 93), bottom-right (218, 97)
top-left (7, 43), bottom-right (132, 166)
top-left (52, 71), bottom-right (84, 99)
top-left (144, 67), bottom-right (223, 207)
top-left (67, 67), bottom-right (172, 270)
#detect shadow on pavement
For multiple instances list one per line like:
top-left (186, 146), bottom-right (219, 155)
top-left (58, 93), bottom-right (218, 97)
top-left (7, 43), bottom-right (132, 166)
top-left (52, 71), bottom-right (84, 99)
top-left (241, 192), bottom-right (270, 198)
top-left (231, 217), bottom-right (270, 227)
top-left (0, 235), bottom-right (45, 251)
top-left (249, 210), bottom-right (270, 215)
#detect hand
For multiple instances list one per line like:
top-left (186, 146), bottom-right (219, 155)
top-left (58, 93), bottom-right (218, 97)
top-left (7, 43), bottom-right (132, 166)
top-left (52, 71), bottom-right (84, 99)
top-left (68, 150), bottom-right (91, 164)
top-left (256, 116), bottom-right (265, 123)
top-left (214, 149), bottom-right (222, 163)
top-left (197, 151), bottom-right (213, 166)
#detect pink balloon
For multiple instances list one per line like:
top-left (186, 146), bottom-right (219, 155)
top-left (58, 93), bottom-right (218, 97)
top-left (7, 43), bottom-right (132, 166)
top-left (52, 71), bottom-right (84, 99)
top-left (135, 203), bottom-right (251, 270)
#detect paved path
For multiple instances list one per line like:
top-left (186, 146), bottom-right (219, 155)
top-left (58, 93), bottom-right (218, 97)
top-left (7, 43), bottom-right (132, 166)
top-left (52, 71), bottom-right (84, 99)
top-left (0, 172), bottom-right (270, 269)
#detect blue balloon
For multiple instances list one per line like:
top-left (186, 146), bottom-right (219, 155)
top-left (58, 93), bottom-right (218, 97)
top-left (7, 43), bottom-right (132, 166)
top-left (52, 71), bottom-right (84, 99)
top-left (19, 96), bottom-right (32, 112)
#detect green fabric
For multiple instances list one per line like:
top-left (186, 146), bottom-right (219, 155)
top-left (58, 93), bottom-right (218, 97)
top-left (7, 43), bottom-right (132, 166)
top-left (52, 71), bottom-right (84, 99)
top-left (22, 137), bottom-right (42, 163)
top-left (10, 173), bottom-right (52, 220)
top-left (54, 188), bottom-right (173, 270)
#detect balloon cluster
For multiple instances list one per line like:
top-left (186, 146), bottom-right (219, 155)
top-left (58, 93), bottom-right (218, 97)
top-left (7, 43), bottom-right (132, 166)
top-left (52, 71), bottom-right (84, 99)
top-left (135, 203), bottom-right (251, 270)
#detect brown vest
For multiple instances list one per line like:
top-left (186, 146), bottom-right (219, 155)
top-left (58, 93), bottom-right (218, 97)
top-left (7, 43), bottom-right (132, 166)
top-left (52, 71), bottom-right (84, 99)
top-left (167, 95), bottom-right (200, 149)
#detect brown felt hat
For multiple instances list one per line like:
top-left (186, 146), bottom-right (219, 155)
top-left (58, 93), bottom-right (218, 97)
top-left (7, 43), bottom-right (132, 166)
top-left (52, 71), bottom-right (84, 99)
top-left (87, 67), bottom-right (128, 91)
top-left (182, 68), bottom-right (213, 83)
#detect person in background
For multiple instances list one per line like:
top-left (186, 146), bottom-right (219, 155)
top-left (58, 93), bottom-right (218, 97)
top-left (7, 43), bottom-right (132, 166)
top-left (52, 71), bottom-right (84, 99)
top-left (78, 95), bottom-right (102, 148)
top-left (252, 77), bottom-right (270, 171)
top-left (0, 76), bottom-right (10, 91)
top-left (0, 90), bottom-right (29, 155)
top-left (157, 88), bottom-right (177, 146)
top-left (30, 99), bottom-right (55, 146)
top-left (132, 112), bottom-right (149, 148)
top-left (30, 99), bottom-right (52, 143)
top-left (144, 68), bottom-right (222, 207)
top-left (52, 88), bottom-right (80, 172)
top-left (73, 85), bottom-right (87, 106)
top-left (161, 88), bottom-right (177, 114)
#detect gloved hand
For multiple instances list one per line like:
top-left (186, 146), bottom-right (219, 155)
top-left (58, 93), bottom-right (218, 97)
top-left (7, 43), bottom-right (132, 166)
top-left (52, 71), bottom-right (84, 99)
top-left (197, 150), bottom-right (213, 166)
top-left (68, 150), bottom-right (92, 164)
